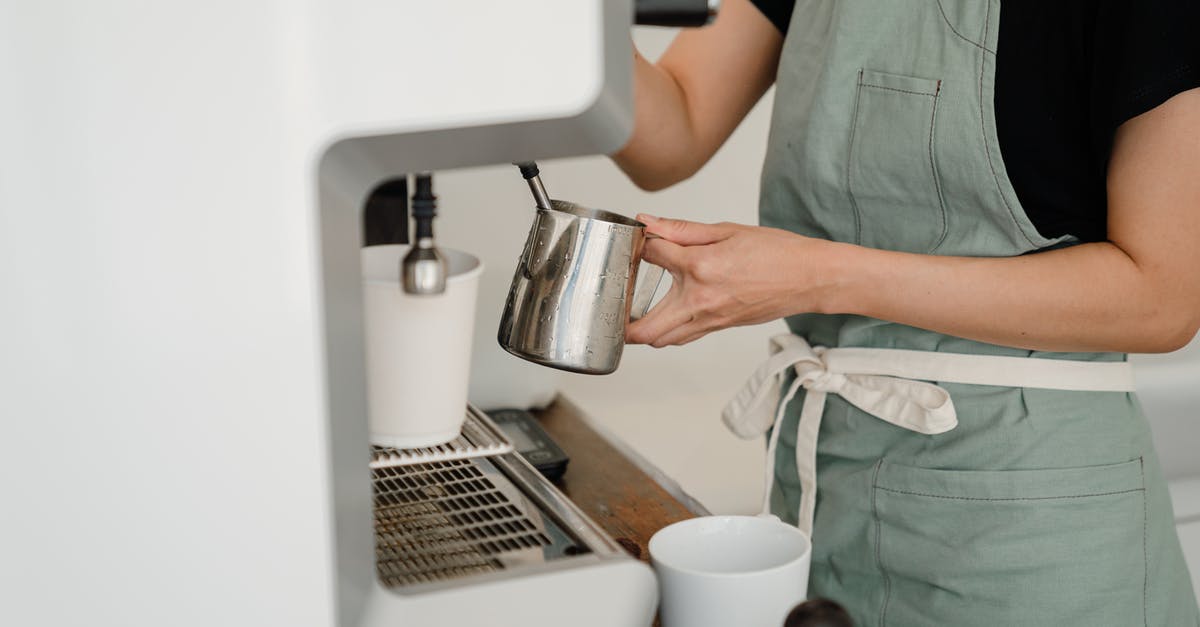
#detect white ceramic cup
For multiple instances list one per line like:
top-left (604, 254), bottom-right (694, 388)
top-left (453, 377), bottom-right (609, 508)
top-left (360, 245), bottom-right (483, 448)
top-left (649, 514), bottom-right (811, 627)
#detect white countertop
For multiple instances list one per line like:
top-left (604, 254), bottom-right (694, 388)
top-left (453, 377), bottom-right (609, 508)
top-left (559, 322), bottom-right (784, 515)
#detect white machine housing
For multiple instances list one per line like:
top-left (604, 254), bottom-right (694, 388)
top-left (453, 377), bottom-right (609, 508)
top-left (0, 1), bottom-right (655, 626)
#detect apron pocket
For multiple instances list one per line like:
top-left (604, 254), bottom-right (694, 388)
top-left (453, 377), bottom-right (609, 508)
top-left (871, 458), bottom-right (1147, 626)
top-left (848, 69), bottom-right (948, 254)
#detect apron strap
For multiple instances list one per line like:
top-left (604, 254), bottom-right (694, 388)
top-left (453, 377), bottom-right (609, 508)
top-left (723, 334), bottom-right (822, 439)
top-left (725, 334), bottom-right (1137, 537)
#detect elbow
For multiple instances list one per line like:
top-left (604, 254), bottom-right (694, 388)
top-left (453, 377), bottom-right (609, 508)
top-left (631, 176), bottom-right (672, 192)
top-left (623, 168), bottom-right (672, 192)
top-left (1118, 261), bottom-right (1200, 353)
top-left (612, 138), bottom-right (705, 192)
top-left (618, 161), bottom-right (698, 192)
top-left (628, 170), bottom-right (688, 192)
top-left (1139, 308), bottom-right (1200, 354)
top-left (1163, 313), bottom-right (1200, 353)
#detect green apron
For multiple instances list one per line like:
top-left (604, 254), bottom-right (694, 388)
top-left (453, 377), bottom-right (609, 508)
top-left (750, 1), bottom-right (1200, 624)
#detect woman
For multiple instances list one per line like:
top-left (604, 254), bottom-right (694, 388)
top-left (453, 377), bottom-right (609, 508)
top-left (617, 0), bottom-right (1200, 625)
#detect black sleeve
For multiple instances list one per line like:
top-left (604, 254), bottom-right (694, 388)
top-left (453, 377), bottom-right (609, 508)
top-left (1091, 0), bottom-right (1200, 159)
top-left (748, 0), bottom-right (795, 35)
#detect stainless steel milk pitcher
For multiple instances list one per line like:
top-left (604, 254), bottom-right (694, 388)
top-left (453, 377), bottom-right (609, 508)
top-left (498, 200), bottom-right (665, 375)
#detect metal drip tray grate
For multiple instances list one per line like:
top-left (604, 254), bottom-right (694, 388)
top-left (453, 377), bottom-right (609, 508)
top-left (370, 407), bottom-right (513, 469)
top-left (374, 457), bottom-right (572, 588)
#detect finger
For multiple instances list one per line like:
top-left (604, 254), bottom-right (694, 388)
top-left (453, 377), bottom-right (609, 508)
top-left (636, 214), bottom-right (736, 246)
top-left (626, 291), bottom-right (694, 345)
top-left (653, 319), bottom-right (718, 348)
top-left (641, 237), bottom-right (689, 273)
top-left (626, 292), bottom-right (687, 345)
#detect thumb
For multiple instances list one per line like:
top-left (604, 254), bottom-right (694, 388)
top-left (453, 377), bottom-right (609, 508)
top-left (637, 214), bottom-right (735, 246)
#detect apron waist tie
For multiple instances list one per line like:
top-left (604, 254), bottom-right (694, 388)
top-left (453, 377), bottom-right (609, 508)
top-left (722, 334), bottom-right (1137, 537)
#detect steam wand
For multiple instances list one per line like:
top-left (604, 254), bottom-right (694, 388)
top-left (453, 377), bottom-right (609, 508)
top-left (401, 172), bottom-right (447, 295)
top-left (514, 162), bottom-right (553, 210)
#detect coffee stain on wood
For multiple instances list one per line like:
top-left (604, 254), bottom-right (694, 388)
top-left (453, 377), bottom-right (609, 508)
top-left (535, 396), bottom-right (697, 564)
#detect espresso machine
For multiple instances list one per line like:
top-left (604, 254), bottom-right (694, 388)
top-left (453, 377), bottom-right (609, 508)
top-left (0, 1), bottom-right (715, 626)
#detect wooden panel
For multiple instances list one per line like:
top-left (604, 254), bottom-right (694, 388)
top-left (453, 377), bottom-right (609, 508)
top-left (534, 396), bottom-right (697, 562)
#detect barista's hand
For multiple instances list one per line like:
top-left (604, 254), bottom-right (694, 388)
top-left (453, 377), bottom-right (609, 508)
top-left (626, 215), bottom-right (841, 347)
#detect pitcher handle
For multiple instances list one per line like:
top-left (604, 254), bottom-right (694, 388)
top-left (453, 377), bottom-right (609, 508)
top-left (630, 263), bottom-right (666, 321)
top-left (630, 233), bottom-right (667, 321)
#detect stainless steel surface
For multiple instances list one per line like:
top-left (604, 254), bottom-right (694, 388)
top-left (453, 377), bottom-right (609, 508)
top-left (374, 457), bottom-right (559, 589)
top-left (373, 407), bottom-right (631, 594)
top-left (629, 248), bottom-right (665, 322)
top-left (497, 200), bottom-right (657, 374)
top-left (370, 406), bottom-right (514, 469)
top-left (525, 177), bottom-right (553, 211)
top-left (488, 441), bottom-right (627, 557)
top-left (400, 237), bottom-right (447, 295)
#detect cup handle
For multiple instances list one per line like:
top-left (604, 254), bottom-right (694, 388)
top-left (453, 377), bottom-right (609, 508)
top-left (630, 261), bottom-right (666, 321)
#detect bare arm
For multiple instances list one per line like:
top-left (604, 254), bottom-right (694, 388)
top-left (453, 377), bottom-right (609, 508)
top-left (613, 0), bottom-right (783, 191)
top-left (837, 88), bottom-right (1200, 352)
top-left (628, 88), bottom-right (1200, 353)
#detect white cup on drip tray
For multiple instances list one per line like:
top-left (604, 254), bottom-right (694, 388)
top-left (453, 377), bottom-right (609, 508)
top-left (360, 244), bottom-right (483, 449)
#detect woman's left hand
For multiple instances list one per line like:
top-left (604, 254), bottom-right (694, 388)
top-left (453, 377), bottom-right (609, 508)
top-left (626, 215), bottom-right (839, 347)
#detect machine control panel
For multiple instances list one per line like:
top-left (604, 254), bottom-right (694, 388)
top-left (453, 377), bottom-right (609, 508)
top-left (487, 408), bottom-right (570, 483)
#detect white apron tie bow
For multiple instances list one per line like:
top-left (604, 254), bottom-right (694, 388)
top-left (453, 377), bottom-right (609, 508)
top-left (723, 334), bottom-right (1136, 537)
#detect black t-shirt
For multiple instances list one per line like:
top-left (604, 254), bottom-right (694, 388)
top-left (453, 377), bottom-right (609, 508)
top-left (749, 1), bottom-right (1200, 243)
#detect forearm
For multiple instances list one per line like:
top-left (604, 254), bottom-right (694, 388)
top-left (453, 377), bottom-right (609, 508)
top-left (628, 80), bottom-right (1200, 353)
top-left (612, 48), bottom-right (704, 191)
top-left (824, 90), bottom-right (1200, 354)
top-left (611, 0), bottom-right (782, 191)
top-left (824, 241), bottom-right (1200, 354)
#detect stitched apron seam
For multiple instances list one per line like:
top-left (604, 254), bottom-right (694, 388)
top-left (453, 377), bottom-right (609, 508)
top-left (927, 84), bottom-right (950, 253)
top-left (847, 70), bottom-right (866, 246)
top-left (871, 460), bottom-right (892, 627)
top-left (1141, 457), bottom-right (1149, 627)
top-left (859, 83), bottom-right (938, 98)
top-left (874, 486), bottom-right (1145, 501)
top-left (935, 0), bottom-right (996, 55)
top-left (976, 0), bottom-right (1039, 249)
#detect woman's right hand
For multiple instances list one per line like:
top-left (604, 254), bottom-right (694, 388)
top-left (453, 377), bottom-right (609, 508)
top-left (626, 215), bottom-right (842, 347)
top-left (613, 0), bottom-right (784, 191)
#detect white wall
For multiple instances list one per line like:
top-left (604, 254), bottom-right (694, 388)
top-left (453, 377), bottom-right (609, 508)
top-left (1132, 338), bottom-right (1200, 480)
top-left (434, 28), bottom-right (778, 515)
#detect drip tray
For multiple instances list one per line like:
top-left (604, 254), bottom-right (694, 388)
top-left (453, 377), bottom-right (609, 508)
top-left (370, 406), bottom-right (514, 469)
top-left (373, 408), bottom-right (621, 594)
